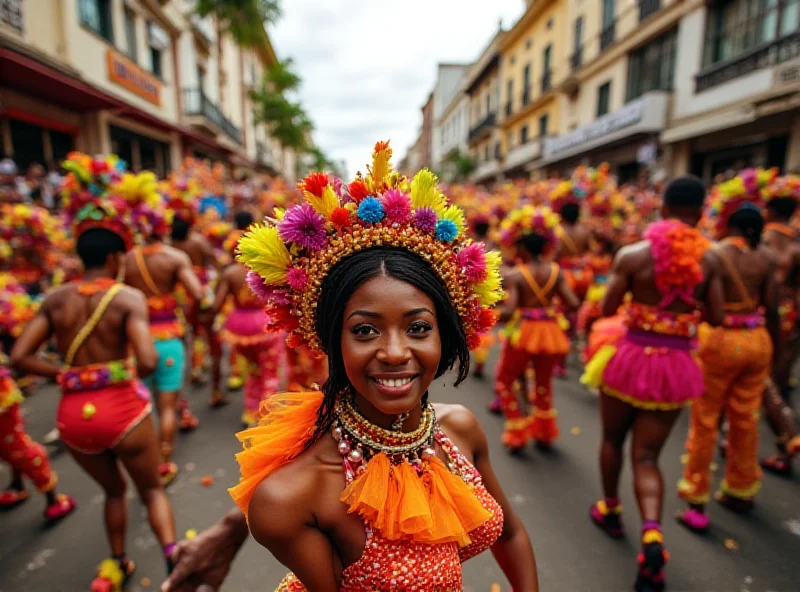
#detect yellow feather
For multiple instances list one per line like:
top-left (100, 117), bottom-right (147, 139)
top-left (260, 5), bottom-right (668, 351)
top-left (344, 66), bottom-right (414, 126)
top-left (410, 170), bottom-right (446, 214)
top-left (442, 205), bottom-right (466, 235)
top-left (475, 252), bottom-right (503, 307)
top-left (236, 224), bottom-right (291, 285)
top-left (304, 186), bottom-right (339, 219)
top-left (369, 143), bottom-right (393, 186)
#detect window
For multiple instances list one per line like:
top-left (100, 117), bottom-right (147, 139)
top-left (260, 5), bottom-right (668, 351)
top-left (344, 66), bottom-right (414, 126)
top-left (539, 114), bottom-right (549, 137)
top-left (526, 37), bottom-right (532, 50)
top-left (507, 130), bottom-right (514, 149)
top-left (124, 8), bottom-right (137, 62)
top-left (574, 16), bottom-right (583, 53)
top-left (702, 0), bottom-right (799, 67)
top-left (484, 145), bottom-right (490, 161)
top-left (520, 125), bottom-right (529, 145)
top-left (627, 28), bottom-right (677, 100)
top-left (79, 0), bottom-right (113, 42)
top-left (522, 64), bottom-right (531, 105)
top-left (542, 45), bottom-right (552, 91)
top-left (486, 92), bottom-right (491, 115)
top-left (495, 142), bottom-right (502, 159)
top-left (601, 0), bottom-right (616, 49)
top-left (151, 48), bottom-right (163, 78)
top-left (197, 66), bottom-right (206, 93)
top-left (506, 79), bottom-right (514, 115)
top-left (597, 81), bottom-right (611, 117)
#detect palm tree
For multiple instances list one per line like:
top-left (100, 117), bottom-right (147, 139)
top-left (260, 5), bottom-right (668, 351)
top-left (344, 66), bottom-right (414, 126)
top-left (194, 0), bottom-right (282, 48)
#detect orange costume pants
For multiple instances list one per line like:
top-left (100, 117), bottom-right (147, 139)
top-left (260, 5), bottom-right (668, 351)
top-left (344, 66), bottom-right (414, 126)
top-left (679, 326), bottom-right (772, 504)
top-left (0, 404), bottom-right (56, 493)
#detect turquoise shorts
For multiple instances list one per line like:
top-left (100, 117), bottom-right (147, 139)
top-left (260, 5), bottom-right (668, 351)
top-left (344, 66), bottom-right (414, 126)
top-left (144, 338), bottom-right (185, 393)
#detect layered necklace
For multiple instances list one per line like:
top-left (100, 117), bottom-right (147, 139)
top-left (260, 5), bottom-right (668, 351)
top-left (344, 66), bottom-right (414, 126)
top-left (332, 392), bottom-right (436, 481)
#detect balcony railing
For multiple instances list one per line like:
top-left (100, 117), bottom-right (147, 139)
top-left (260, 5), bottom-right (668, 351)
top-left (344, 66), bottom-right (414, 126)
top-left (505, 101), bottom-right (513, 117)
top-left (468, 113), bottom-right (496, 142)
top-left (600, 22), bottom-right (616, 51)
top-left (638, 0), bottom-right (661, 22)
top-left (571, 49), bottom-right (583, 71)
top-left (541, 72), bottom-right (552, 93)
top-left (183, 88), bottom-right (242, 144)
top-left (695, 32), bottom-right (800, 93)
top-left (521, 88), bottom-right (531, 106)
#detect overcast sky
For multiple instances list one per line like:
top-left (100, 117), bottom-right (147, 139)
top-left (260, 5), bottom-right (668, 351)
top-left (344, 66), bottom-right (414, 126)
top-left (269, 0), bottom-right (525, 177)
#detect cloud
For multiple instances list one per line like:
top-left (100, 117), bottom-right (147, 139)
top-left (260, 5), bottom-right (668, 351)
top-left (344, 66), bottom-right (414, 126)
top-left (269, 0), bottom-right (524, 176)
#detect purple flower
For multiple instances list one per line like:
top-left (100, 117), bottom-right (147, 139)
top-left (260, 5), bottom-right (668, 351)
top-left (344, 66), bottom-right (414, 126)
top-left (381, 189), bottom-right (412, 224)
top-left (413, 207), bottom-right (437, 234)
top-left (279, 203), bottom-right (328, 251)
top-left (246, 270), bottom-right (273, 301)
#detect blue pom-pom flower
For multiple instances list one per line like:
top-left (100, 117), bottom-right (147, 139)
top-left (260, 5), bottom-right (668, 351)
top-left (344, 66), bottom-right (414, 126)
top-left (435, 219), bottom-right (459, 242)
top-left (357, 196), bottom-right (385, 224)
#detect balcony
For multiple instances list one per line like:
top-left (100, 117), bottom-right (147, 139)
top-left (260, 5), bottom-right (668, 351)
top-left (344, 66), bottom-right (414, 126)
top-left (638, 0), bottom-right (661, 22)
top-left (468, 113), bottom-right (496, 143)
top-left (571, 49), bottom-right (583, 71)
top-left (600, 22), bottom-right (616, 51)
top-left (504, 138), bottom-right (542, 173)
top-left (183, 88), bottom-right (242, 145)
top-left (695, 32), bottom-right (800, 93)
top-left (541, 71), bottom-right (552, 93)
top-left (470, 158), bottom-right (501, 184)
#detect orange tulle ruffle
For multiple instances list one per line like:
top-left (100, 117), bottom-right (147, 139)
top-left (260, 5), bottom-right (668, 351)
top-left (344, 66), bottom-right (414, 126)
top-left (508, 320), bottom-right (570, 355)
top-left (340, 452), bottom-right (492, 547)
top-left (229, 391), bottom-right (324, 518)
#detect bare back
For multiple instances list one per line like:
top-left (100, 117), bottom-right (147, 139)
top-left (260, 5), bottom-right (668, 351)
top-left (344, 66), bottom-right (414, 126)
top-left (558, 224), bottom-right (591, 258)
top-left (125, 244), bottom-right (188, 297)
top-left (224, 263), bottom-right (249, 308)
top-left (763, 229), bottom-right (800, 302)
top-left (42, 283), bottom-right (145, 366)
top-left (716, 243), bottom-right (774, 312)
top-left (173, 231), bottom-right (214, 269)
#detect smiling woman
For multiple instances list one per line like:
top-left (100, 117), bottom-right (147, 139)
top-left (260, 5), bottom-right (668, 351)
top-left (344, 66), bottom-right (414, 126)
top-left (227, 142), bottom-right (538, 591)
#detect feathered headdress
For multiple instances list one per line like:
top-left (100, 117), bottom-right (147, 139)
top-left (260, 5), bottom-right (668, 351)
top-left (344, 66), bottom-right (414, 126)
top-left (707, 168), bottom-right (774, 232)
top-left (0, 273), bottom-right (38, 339)
top-left (114, 171), bottom-right (170, 238)
top-left (762, 172), bottom-right (800, 203)
top-left (237, 141), bottom-right (504, 351)
top-left (0, 203), bottom-right (55, 266)
top-left (499, 205), bottom-right (561, 249)
top-left (549, 164), bottom-right (610, 214)
top-left (60, 152), bottom-right (133, 248)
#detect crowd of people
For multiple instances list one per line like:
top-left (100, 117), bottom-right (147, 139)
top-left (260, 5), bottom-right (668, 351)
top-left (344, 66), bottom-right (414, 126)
top-left (0, 143), bottom-right (798, 592)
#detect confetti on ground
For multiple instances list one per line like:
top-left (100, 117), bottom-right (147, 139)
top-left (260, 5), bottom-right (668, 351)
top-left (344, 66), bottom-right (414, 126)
top-left (724, 538), bottom-right (739, 551)
top-left (680, 454), bottom-right (689, 465)
top-left (141, 577), bottom-right (151, 587)
top-left (570, 427), bottom-right (581, 436)
top-left (710, 462), bottom-right (718, 472)
top-left (201, 475), bottom-right (214, 487)
top-left (491, 585), bottom-right (501, 592)
top-left (186, 529), bottom-right (197, 540)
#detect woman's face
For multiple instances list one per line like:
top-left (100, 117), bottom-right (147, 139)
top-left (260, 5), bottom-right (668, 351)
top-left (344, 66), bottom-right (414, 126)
top-left (341, 274), bottom-right (442, 417)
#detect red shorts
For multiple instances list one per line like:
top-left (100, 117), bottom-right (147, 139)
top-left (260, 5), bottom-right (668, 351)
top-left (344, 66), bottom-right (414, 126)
top-left (57, 381), bottom-right (152, 455)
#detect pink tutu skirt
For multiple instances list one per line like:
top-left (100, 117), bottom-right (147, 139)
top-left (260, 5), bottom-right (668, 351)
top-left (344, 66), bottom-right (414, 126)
top-left (589, 330), bottom-right (702, 410)
top-left (221, 308), bottom-right (272, 346)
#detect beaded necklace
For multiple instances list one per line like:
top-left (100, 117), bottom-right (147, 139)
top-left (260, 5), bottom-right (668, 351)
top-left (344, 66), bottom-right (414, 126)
top-left (720, 236), bottom-right (750, 252)
top-left (78, 277), bottom-right (118, 296)
top-left (332, 393), bottom-right (436, 477)
top-left (765, 222), bottom-right (796, 239)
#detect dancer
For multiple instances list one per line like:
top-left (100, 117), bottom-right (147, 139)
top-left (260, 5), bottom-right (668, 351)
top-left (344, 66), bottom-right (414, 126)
top-left (11, 153), bottom-right (176, 590)
top-left (468, 211), bottom-right (497, 382)
top-left (123, 178), bottom-right (204, 485)
top-left (582, 176), bottom-right (723, 592)
top-left (229, 143), bottom-right (538, 591)
top-left (495, 206), bottom-right (579, 451)
top-left (760, 175), bottom-right (800, 473)
top-left (678, 181), bottom-right (779, 530)
top-left (0, 233), bottom-right (75, 520)
top-left (212, 211), bottom-right (284, 426)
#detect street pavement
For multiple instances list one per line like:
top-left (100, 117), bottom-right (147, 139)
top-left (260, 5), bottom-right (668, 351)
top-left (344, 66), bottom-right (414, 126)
top-left (1, 349), bottom-right (799, 592)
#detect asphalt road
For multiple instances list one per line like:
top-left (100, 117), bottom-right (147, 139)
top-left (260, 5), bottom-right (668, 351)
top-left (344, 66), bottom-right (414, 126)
top-left (1, 349), bottom-right (799, 592)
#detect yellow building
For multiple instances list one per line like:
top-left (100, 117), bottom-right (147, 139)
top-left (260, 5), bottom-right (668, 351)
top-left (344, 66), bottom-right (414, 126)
top-left (499, 0), bottom-right (567, 178)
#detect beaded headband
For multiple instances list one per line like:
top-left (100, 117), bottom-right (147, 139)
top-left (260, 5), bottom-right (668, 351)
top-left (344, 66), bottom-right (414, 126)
top-left (61, 152), bottom-right (134, 248)
top-left (237, 141), bottom-right (504, 351)
top-left (499, 205), bottom-right (561, 248)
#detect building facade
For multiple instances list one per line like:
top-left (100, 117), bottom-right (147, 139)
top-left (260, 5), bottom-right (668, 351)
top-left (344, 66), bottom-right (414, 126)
top-left (465, 28), bottom-right (506, 185)
top-left (499, 0), bottom-right (566, 178)
top-left (430, 63), bottom-right (470, 172)
top-left (0, 0), bottom-right (295, 180)
top-left (663, 0), bottom-right (800, 182)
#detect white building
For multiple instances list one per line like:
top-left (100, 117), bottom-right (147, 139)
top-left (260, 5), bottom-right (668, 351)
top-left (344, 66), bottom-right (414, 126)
top-left (430, 63), bottom-right (470, 172)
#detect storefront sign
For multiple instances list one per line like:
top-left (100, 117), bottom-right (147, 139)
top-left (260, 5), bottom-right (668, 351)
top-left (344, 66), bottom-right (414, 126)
top-left (544, 99), bottom-right (645, 159)
top-left (107, 50), bottom-right (161, 106)
top-left (1, 0), bottom-right (23, 32)
top-left (774, 59), bottom-right (800, 89)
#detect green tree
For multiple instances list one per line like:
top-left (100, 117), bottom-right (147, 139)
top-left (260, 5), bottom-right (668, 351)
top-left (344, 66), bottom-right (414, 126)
top-left (442, 149), bottom-right (477, 182)
top-left (250, 59), bottom-right (313, 153)
top-left (194, 0), bottom-right (282, 48)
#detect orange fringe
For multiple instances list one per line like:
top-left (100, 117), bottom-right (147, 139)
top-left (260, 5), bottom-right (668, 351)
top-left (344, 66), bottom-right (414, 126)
top-left (512, 320), bottom-right (570, 355)
top-left (228, 391), bottom-right (324, 518)
top-left (340, 453), bottom-right (492, 547)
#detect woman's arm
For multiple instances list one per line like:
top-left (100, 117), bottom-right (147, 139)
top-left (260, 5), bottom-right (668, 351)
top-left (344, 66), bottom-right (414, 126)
top-left (442, 407), bottom-right (538, 592)
top-left (248, 472), bottom-right (339, 592)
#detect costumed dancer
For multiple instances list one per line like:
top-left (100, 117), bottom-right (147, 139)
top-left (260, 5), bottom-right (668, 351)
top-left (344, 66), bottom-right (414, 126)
top-left (228, 142), bottom-right (537, 591)
top-left (0, 217), bottom-right (75, 520)
top-left (121, 172), bottom-right (204, 485)
top-left (494, 206), bottom-right (579, 452)
top-left (212, 211), bottom-right (285, 427)
top-left (582, 176), bottom-right (723, 592)
top-left (10, 152), bottom-right (176, 591)
top-left (549, 168), bottom-right (597, 377)
top-left (677, 171), bottom-right (779, 531)
top-left (760, 173), bottom-right (800, 474)
top-left (467, 210), bottom-right (497, 382)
